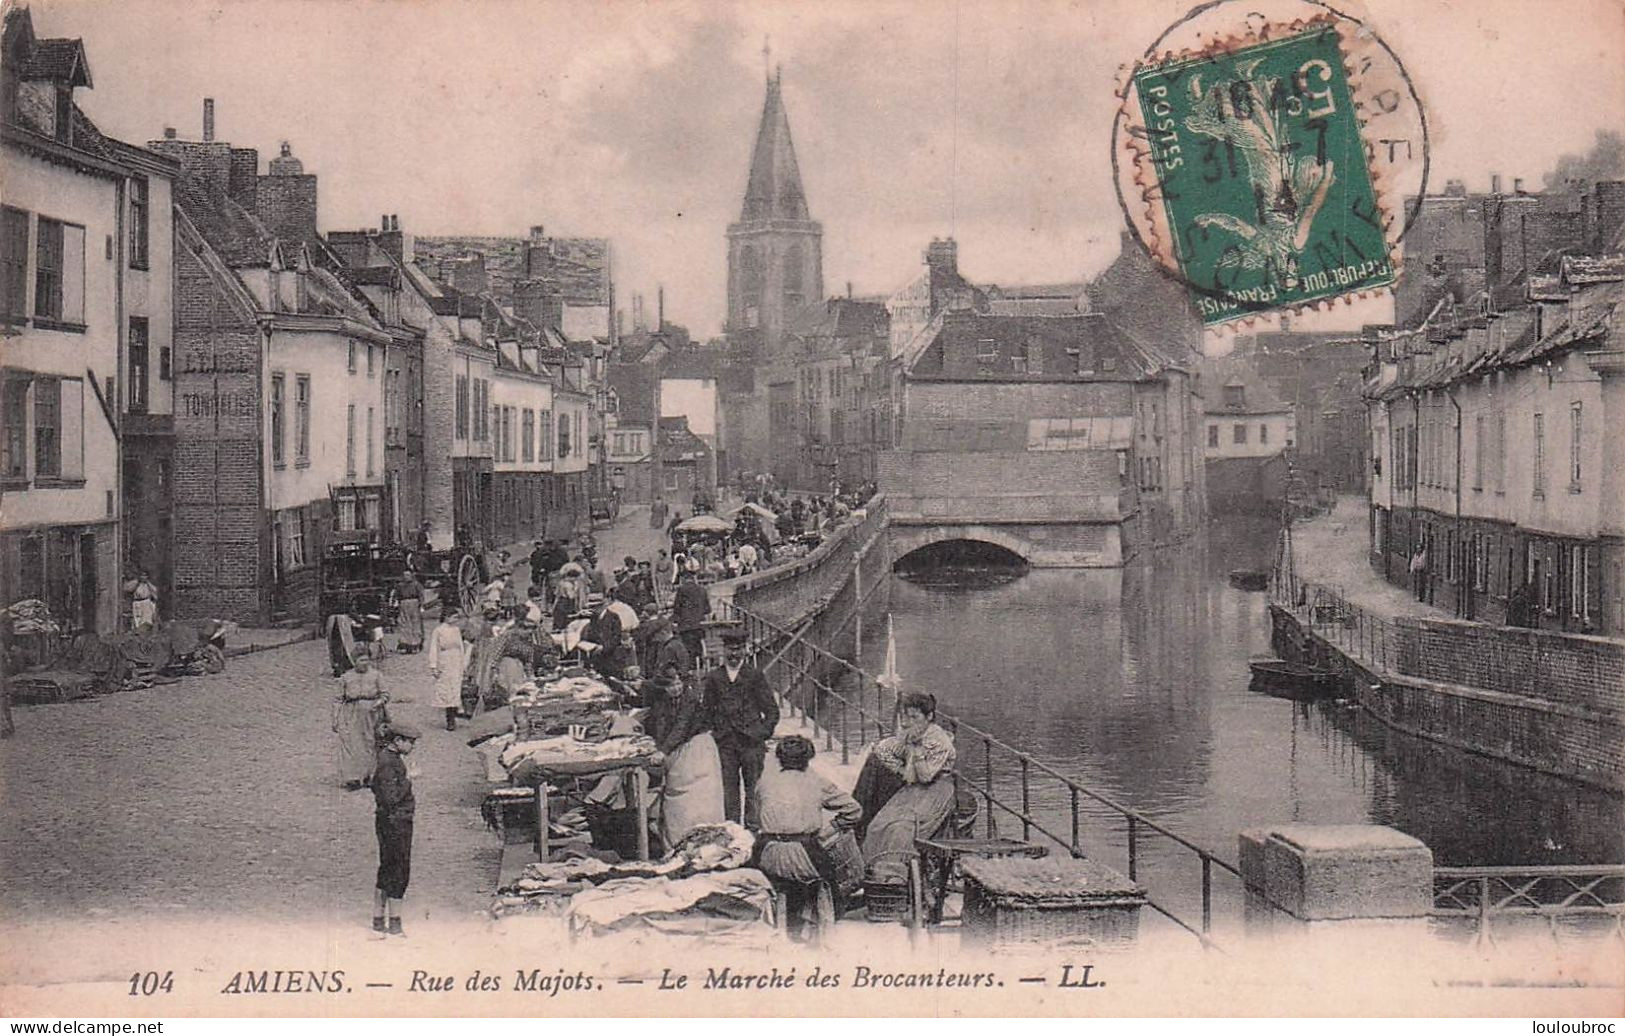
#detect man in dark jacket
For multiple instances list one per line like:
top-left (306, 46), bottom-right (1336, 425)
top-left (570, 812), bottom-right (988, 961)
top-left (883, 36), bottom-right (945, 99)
top-left (702, 627), bottom-right (779, 827)
top-left (672, 571), bottom-right (709, 667)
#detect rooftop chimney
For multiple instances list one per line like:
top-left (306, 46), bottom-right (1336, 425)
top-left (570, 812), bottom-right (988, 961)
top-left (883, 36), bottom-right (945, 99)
top-left (203, 98), bottom-right (215, 142)
top-left (1491, 174), bottom-right (1502, 195)
top-left (163, 126), bottom-right (177, 140)
top-left (381, 214), bottom-right (390, 232)
top-left (529, 225), bottom-right (546, 242)
top-left (658, 286), bottom-right (664, 329)
top-left (1514, 177), bottom-right (1526, 195)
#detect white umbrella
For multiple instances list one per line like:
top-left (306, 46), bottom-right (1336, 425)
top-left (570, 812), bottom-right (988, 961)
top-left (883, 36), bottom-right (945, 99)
top-left (676, 514), bottom-right (732, 534)
top-left (729, 502), bottom-right (779, 522)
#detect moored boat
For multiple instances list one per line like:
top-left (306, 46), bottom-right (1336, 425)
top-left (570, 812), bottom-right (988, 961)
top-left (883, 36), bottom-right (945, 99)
top-left (1247, 657), bottom-right (1337, 699)
top-left (1228, 569), bottom-right (1270, 591)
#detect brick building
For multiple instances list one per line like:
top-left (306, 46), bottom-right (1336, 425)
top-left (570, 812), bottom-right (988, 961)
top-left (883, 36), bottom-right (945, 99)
top-left (0, 9), bottom-right (144, 633)
top-left (149, 111), bottom-right (390, 624)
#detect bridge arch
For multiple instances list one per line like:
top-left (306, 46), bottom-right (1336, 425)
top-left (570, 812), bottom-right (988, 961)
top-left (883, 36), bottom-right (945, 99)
top-left (890, 524), bottom-right (1034, 568)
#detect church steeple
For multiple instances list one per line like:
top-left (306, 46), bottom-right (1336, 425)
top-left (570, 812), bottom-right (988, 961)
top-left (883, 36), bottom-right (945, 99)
top-left (740, 71), bottom-right (809, 222)
top-left (725, 67), bottom-right (823, 374)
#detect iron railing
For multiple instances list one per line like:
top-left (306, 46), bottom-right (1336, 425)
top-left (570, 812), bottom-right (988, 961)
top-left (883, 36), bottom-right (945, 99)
top-left (1432, 865), bottom-right (1625, 943)
top-left (726, 601), bottom-right (1286, 949)
top-left (1271, 564), bottom-right (1398, 674)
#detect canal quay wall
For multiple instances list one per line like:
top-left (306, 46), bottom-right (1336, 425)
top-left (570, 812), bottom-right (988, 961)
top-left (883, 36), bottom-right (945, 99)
top-left (712, 495), bottom-right (892, 664)
top-left (1269, 601), bottom-right (1625, 793)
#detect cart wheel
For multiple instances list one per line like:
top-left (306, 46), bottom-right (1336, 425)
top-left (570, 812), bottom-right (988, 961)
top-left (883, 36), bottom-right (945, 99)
top-left (457, 554), bottom-right (480, 614)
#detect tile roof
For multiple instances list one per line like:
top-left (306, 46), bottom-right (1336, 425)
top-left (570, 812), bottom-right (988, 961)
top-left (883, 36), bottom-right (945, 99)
top-left (172, 171), bottom-right (277, 267)
top-left (606, 364), bottom-right (659, 425)
top-left (912, 311), bottom-right (1165, 381)
top-left (18, 38), bottom-right (89, 86)
top-left (1198, 355), bottom-right (1291, 413)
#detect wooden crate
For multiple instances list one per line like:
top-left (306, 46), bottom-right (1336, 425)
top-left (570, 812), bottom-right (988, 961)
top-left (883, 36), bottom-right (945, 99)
top-left (960, 856), bottom-right (1145, 949)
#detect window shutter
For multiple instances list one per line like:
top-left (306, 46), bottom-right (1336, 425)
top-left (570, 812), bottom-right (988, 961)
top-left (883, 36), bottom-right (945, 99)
top-left (59, 378), bottom-right (84, 479)
top-left (62, 225), bottom-right (85, 324)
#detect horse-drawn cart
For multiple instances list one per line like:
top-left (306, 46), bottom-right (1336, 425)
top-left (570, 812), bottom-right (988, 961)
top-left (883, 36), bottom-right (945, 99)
top-left (320, 537), bottom-right (489, 626)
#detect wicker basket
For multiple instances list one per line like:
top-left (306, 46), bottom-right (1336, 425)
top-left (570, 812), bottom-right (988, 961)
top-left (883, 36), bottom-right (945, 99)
top-left (959, 856), bottom-right (1145, 949)
top-left (863, 882), bottom-right (910, 922)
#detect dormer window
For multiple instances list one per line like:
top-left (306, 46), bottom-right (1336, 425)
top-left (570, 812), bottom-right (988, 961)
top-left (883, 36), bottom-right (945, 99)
top-left (53, 85), bottom-right (70, 143)
top-left (1224, 385), bottom-right (1246, 409)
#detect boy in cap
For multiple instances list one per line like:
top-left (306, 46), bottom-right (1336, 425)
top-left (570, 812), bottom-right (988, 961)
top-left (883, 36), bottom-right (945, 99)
top-left (372, 720), bottom-right (421, 937)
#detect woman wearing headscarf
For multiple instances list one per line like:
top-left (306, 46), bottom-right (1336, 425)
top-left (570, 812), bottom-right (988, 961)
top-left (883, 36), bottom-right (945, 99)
top-left (333, 652), bottom-right (389, 790)
top-left (643, 661), bottom-right (723, 848)
top-left (860, 692), bottom-right (957, 889)
top-left (395, 571), bottom-right (425, 654)
top-left (426, 607), bottom-right (468, 731)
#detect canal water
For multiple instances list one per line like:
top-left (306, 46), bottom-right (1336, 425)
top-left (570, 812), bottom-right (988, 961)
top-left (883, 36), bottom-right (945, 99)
top-left (858, 516), bottom-right (1624, 935)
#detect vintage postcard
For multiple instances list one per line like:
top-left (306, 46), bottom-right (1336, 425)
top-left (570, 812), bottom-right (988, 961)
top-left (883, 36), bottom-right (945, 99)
top-left (1, 0), bottom-right (1623, 1022)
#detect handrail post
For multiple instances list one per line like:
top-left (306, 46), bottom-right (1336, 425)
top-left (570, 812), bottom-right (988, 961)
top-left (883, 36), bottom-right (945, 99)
top-left (1020, 757), bottom-right (1031, 842)
top-left (1070, 786), bottom-right (1081, 857)
top-left (1477, 875), bottom-right (1492, 946)
top-left (841, 697), bottom-right (850, 765)
top-left (1127, 816), bottom-right (1139, 881)
top-left (984, 737), bottom-right (997, 839)
top-left (1201, 853), bottom-right (1213, 933)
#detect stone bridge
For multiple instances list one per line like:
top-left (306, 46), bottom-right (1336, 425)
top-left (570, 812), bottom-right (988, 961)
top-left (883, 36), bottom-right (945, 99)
top-left (886, 516), bottom-right (1124, 568)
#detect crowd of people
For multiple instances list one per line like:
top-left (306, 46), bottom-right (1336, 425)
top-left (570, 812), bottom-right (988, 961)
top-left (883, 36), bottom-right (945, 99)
top-left (657, 482), bottom-right (880, 589)
top-left (325, 486), bottom-right (932, 940)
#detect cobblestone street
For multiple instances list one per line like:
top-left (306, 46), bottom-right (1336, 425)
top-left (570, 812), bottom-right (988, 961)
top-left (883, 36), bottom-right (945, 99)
top-left (0, 507), bottom-right (686, 989)
top-left (0, 637), bottom-right (497, 927)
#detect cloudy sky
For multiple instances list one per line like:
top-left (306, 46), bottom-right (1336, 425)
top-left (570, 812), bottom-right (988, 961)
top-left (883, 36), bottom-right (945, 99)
top-left (48, 0), bottom-right (1625, 341)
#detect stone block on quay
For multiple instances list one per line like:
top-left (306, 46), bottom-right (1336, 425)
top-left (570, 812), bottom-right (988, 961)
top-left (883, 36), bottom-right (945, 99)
top-left (1239, 824), bottom-right (1433, 922)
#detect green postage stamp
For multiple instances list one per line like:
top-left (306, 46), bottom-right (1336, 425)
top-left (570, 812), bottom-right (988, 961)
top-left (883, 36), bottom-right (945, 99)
top-left (1127, 22), bottom-right (1398, 325)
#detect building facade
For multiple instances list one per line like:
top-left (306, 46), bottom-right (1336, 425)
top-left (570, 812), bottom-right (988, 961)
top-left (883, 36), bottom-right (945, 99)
top-left (881, 310), bottom-right (1206, 566)
top-left (1199, 355), bottom-right (1295, 515)
top-left (1367, 256), bottom-right (1624, 635)
top-left (0, 10), bottom-right (130, 633)
top-left (150, 112), bottom-right (392, 624)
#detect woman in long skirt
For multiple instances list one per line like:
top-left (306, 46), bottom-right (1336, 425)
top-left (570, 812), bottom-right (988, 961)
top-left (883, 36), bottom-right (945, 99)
top-left (860, 692), bottom-right (957, 886)
top-left (333, 653), bottom-right (388, 789)
top-left (642, 663), bottom-right (724, 848)
top-left (426, 607), bottom-right (468, 731)
top-left (395, 572), bottom-right (425, 653)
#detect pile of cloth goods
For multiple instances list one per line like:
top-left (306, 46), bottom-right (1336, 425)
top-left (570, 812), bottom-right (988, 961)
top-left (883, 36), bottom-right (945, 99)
top-left (479, 786), bottom-right (592, 841)
top-left (510, 673), bottom-right (620, 739)
top-left (498, 732), bottom-right (660, 782)
top-left (493, 823), bottom-right (762, 925)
